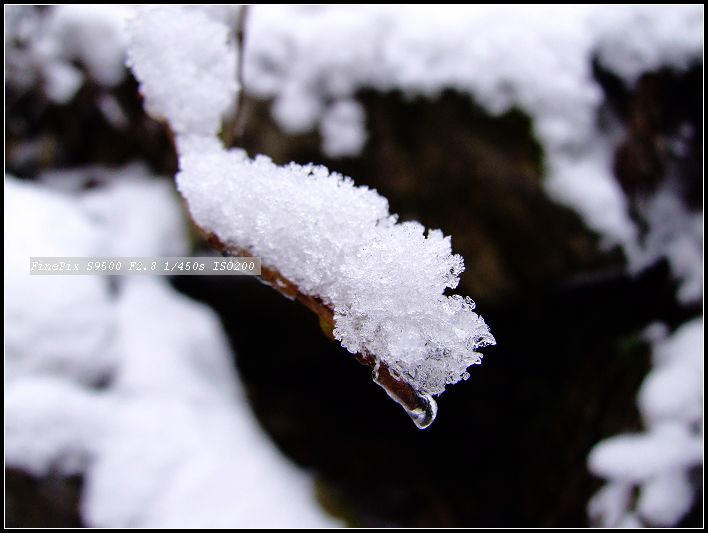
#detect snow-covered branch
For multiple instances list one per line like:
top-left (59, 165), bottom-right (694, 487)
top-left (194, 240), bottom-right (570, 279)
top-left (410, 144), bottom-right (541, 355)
top-left (126, 6), bottom-right (495, 427)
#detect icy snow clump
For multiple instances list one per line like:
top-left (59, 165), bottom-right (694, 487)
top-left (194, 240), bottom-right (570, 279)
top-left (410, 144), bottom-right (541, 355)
top-left (177, 140), bottom-right (495, 395)
top-left (127, 6), bottom-right (495, 397)
top-left (126, 6), bottom-right (238, 136)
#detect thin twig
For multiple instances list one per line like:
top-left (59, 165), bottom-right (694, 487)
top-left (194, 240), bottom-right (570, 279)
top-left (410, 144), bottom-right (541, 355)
top-left (202, 231), bottom-right (432, 418)
top-left (224, 6), bottom-right (250, 147)
top-left (193, 6), bottom-right (433, 425)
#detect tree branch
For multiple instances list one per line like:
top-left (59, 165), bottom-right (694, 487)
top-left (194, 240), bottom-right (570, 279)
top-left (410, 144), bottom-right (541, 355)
top-left (191, 6), bottom-right (436, 427)
top-left (202, 230), bottom-right (437, 428)
top-left (223, 6), bottom-right (250, 147)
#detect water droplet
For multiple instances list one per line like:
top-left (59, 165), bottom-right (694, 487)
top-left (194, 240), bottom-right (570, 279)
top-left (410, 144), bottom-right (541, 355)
top-left (404, 392), bottom-right (438, 429)
top-left (371, 360), bottom-right (438, 430)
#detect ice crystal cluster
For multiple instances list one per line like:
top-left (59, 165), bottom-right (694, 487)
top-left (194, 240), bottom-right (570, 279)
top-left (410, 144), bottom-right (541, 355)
top-left (127, 6), bottom-right (494, 397)
top-left (178, 138), bottom-right (494, 395)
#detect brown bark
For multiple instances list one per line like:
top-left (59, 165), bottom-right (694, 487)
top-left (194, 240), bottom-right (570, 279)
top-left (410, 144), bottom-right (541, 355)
top-left (202, 231), bottom-right (433, 420)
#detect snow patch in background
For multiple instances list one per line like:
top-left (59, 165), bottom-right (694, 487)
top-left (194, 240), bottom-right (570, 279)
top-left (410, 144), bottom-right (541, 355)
top-left (587, 319), bottom-right (703, 527)
top-left (245, 5), bottom-right (702, 287)
top-left (5, 178), bottom-right (115, 385)
top-left (320, 99), bottom-right (368, 158)
top-left (5, 174), bottom-right (339, 528)
top-left (5, 5), bottom-right (131, 103)
top-left (628, 186), bottom-right (704, 304)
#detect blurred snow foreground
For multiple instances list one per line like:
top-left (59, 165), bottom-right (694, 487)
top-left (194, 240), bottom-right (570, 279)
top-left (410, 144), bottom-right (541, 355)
top-left (5, 175), bottom-right (340, 527)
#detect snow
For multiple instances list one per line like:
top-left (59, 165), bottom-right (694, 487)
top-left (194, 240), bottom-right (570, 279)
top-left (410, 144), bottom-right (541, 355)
top-left (5, 177), bottom-right (116, 385)
top-left (125, 6), bottom-right (495, 397)
top-left (42, 61), bottom-right (84, 104)
top-left (628, 186), bottom-right (703, 304)
top-left (45, 5), bottom-right (131, 87)
top-left (5, 5), bottom-right (131, 103)
top-left (320, 99), bottom-right (368, 158)
top-left (126, 6), bottom-right (238, 137)
top-left (5, 175), bottom-right (339, 527)
top-left (244, 4), bottom-right (702, 279)
top-left (97, 94), bottom-right (129, 129)
top-left (5, 377), bottom-right (107, 476)
top-left (83, 280), bottom-right (338, 528)
top-left (9, 4), bottom-right (700, 297)
top-left (588, 423), bottom-right (702, 483)
top-left (638, 319), bottom-right (703, 427)
top-left (590, 5), bottom-right (704, 84)
top-left (176, 141), bottom-right (495, 396)
top-left (79, 167), bottom-right (188, 258)
top-left (587, 481), bottom-right (633, 528)
top-left (34, 164), bottom-right (188, 258)
top-left (587, 318), bottom-right (704, 526)
top-left (617, 513), bottom-right (643, 528)
top-left (7, 4), bottom-right (700, 524)
top-left (112, 279), bottom-right (237, 403)
top-left (636, 470), bottom-right (695, 527)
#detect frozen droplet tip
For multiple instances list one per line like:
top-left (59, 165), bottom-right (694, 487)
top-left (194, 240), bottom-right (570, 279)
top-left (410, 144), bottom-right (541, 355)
top-left (406, 393), bottom-right (438, 430)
